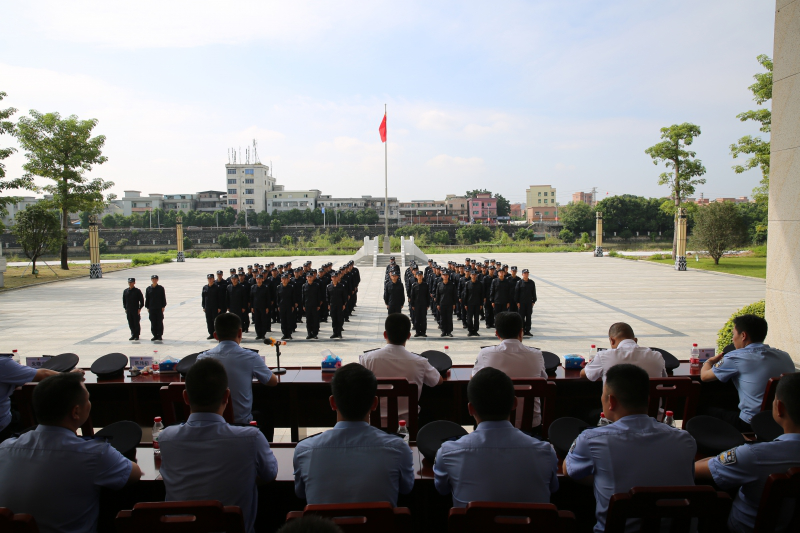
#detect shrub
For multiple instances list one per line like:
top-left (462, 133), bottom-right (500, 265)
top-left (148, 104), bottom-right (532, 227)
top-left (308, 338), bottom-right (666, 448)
top-left (607, 250), bottom-right (619, 257)
top-left (456, 224), bottom-right (493, 244)
top-left (395, 225), bottom-right (431, 238)
top-left (559, 229), bottom-right (575, 243)
top-left (131, 253), bottom-right (174, 266)
top-left (515, 228), bottom-right (535, 241)
top-left (717, 300), bottom-right (765, 352)
top-left (218, 230), bottom-right (250, 249)
top-left (280, 235), bottom-right (293, 246)
top-left (116, 238), bottom-right (129, 252)
top-left (83, 237), bottom-right (109, 254)
top-left (579, 232), bottom-right (591, 244)
top-left (183, 236), bottom-right (193, 250)
top-left (270, 219), bottom-right (282, 232)
top-left (619, 229), bottom-right (634, 242)
top-left (431, 230), bottom-right (450, 245)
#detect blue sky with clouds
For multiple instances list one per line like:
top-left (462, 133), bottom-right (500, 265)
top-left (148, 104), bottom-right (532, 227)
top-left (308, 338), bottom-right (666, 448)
top-left (0, 1), bottom-right (774, 206)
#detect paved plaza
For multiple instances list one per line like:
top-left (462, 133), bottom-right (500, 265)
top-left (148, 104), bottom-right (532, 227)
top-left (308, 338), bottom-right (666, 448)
top-left (0, 252), bottom-right (766, 368)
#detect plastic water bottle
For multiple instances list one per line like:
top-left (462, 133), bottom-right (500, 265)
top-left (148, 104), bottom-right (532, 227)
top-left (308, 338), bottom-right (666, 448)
top-left (589, 345), bottom-right (597, 361)
top-left (690, 343), bottom-right (700, 369)
top-left (597, 413), bottom-right (610, 427)
top-left (249, 421), bottom-right (258, 427)
top-left (152, 351), bottom-right (160, 373)
top-left (397, 420), bottom-right (410, 444)
top-left (152, 417), bottom-right (164, 457)
top-left (664, 411), bottom-right (676, 428)
top-left (11, 350), bottom-right (20, 365)
top-left (444, 346), bottom-right (450, 359)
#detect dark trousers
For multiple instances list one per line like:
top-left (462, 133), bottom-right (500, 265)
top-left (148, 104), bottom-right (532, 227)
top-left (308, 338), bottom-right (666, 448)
top-left (294, 306), bottom-right (303, 327)
top-left (485, 302), bottom-right (494, 327)
top-left (305, 307), bottom-right (320, 337)
top-left (253, 308), bottom-right (269, 338)
top-left (148, 309), bottom-right (164, 338)
top-left (126, 310), bottom-right (141, 338)
top-left (698, 405), bottom-right (753, 432)
top-left (466, 306), bottom-right (481, 334)
top-left (320, 303), bottom-right (328, 322)
top-left (413, 308), bottom-right (427, 335)
top-left (204, 310), bottom-right (219, 336)
top-left (279, 307), bottom-right (294, 338)
top-left (330, 306), bottom-right (344, 336)
top-left (409, 303), bottom-right (415, 323)
top-left (440, 305), bottom-right (454, 334)
top-left (388, 304), bottom-right (403, 314)
top-left (519, 304), bottom-right (532, 333)
top-left (242, 310), bottom-right (250, 332)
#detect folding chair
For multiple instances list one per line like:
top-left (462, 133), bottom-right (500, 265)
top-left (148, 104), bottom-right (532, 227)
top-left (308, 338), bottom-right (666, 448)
top-left (753, 467), bottom-right (800, 533)
top-left (286, 502), bottom-right (411, 533)
top-left (115, 500), bottom-right (245, 533)
top-left (448, 502), bottom-right (575, 533)
top-left (371, 378), bottom-right (418, 440)
top-left (160, 383), bottom-right (234, 426)
top-left (647, 378), bottom-right (700, 429)
top-left (510, 378), bottom-right (557, 438)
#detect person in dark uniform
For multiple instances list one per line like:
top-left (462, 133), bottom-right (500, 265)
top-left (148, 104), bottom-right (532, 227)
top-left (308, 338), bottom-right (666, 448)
top-left (302, 272), bottom-right (322, 340)
top-left (410, 271), bottom-right (430, 337)
top-left (436, 271), bottom-right (457, 337)
top-left (491, 268), bottom-right (513, 315)
top-left (327, 271), bottom-right (347, 339)
top-left (250, 275), bottom-right (272, 340)
top-left (458, 266), bottom-right (469, 329)
top-left (350, 261), bottom-right (361, 314)
top-left (236, 272), bottom-right (251, 332)
top-left (515, 269), bottom-right (537, 337)
top-left (464, 270), bottom-right (485, 337)
top-left (384, 271), bottom-right (405, 315)
top-left (122, 277), bottom-right (144, 341)
top-left (202, 274), bottom-right (224, 340)
top-left (292, 268), bottom-right (305, 328)
top-left (483, 265), bottom-right (497, 327)
top-left (227, 275), bottom-right (249, 332)
top-left (385, 256), bottom-right (397, 281)
top-left (276, 274), bottom-right (295, 340)
top-left (319, 264), bottom-right (331, 323)
top-left (145, 274), bottom-right (167, 342)
top-left (226, 268), bottom-right (237, 283)
top-left (406, 265), bottom-right (418, 322)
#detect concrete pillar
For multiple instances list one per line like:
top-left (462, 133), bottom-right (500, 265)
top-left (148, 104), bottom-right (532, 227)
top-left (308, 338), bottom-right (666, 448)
top-left (675, 208), bottom-right (687, 271)
top-left (766, 0), bottom-right (800, 362)
top-left (594, 212), bottom-right (603, 257)
top-left (176, 216), bottom-right (185, 262)
top-left (89, 215), bottom-right (102, 278)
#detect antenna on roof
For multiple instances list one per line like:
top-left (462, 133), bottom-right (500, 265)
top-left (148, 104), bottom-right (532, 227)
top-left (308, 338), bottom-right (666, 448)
top-left (252, 139), bottom-right (261, 165)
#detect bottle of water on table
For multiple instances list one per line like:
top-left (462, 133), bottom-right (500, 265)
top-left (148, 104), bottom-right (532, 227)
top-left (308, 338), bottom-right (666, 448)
top-left (398, 420), bottom-right (410, 444)
top-left (597, 413), bottom-right (610, 426)
top-left (664, 411), bottom-right (676, 428)
top-left (153, 416), bottom-right (164, 457)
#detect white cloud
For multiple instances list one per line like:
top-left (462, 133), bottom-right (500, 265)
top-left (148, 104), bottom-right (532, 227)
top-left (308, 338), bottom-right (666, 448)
top-left (426, 155), bottom-right (484, 168)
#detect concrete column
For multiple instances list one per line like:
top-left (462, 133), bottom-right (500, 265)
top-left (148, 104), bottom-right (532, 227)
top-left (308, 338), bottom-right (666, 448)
top-left (766, 0), bottom-right (800, 363)
top-left (176, 216), bottom-right (185, 262)
top-left (675, 208), bottom-right (688, 271)
top-left (594, 212), bottom-right (604, 257)
top-left (89, 215), bottom-right (102, 278)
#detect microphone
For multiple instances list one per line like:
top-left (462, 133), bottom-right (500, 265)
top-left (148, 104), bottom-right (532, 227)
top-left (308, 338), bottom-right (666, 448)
top-left (264, 337), bottom-right (287, 346)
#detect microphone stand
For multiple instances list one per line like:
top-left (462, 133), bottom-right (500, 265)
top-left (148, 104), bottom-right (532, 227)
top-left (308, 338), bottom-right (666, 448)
top-left (272, 343), bottom-right (286, 375)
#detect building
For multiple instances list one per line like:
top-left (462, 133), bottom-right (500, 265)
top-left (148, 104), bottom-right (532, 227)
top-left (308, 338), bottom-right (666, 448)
top-left (526, 185), bottom-right (558, 222)
top-left (398, 200), bottom-right (457, 225)
top-left (267, 187), bottom-right (321, 213)
top-left (196, 191), bottom-right (228, 213)
top-left (225, 163), bottom-right (275, 213)
top-left (0, 196), bottom-right (40, 227)
top-left (318, 195), bottom-right (400, 224)
top-left (162, 194), bottom-right (197, 213)
top-left (572, 191), bottom-right (596, 206)
top-left (510, 203), bottom-right (523, 218)
top-left (714, 196), bottom-right (751, 204)
top-left (445, 195), bottom-right (470, 223)
top-left (470, 193), bottom-right (497, 224)
top-left (121, 191), bottom-right (164, 216)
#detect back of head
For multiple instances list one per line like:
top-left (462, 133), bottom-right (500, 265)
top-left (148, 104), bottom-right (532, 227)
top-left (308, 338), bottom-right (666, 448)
top-left (278, 516), bottom-right (344, 533)
top-left (468, 367), bottom-right (515, 421)
top-left (331, 363), bottom-right (377, 421)
top-left (214, 312), bottom-right (242, 340)
top-left (33, 373), bottom-right (86, 426)
top-left (605, 364), bottom-right (649, 412)
top-left (608, 322), bottom-right (635, 340)
top-left (776, 373), bottom-right (800, 426)
top-left (732, 314), bottom-right (768, 343)
top-left (495, 312), bottom-right (523, 340)
top-left (385, 313), bottom-right (411, 345)
top-left (186, 358), bottom-right (229, 412)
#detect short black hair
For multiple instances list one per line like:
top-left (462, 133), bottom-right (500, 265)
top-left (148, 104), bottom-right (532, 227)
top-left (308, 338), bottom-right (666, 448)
top-left (186, 358), bottom-right (229, 411)
top-left (776, 373), bottom-right (800, 426)
top-left (468, 367), bottom-right (515, 421)
top-left (33, 373), bottom-right (87, 425)
top-left (495, 312), bottom-right (523, 340)
top-left (608, 322), bottom-right (635, 339)
top-left (332, 364), bottom-right (377, 420)
top-left (732, 314), bottom-right (768, 344)
top-left (278, 516), bottom-right (344, 533)
top-left (605, 364), bottom-right (649, 412)
top-left (214, 312), bottom-right (242, 340)
top-left (385, 313), bottom-right (411, 345)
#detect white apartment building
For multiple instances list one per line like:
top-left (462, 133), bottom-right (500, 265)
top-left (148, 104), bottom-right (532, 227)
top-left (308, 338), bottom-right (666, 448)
top-left (317, 195), bottom-right (400, 223)
top-left (225, 163), bottom-right (275, 212)
top-left (267, 186), bottom-right (321, 213)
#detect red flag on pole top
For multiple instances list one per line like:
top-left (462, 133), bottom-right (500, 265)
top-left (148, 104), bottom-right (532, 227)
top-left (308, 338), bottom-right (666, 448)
top-left (379, 114), bottom-right (387, 143)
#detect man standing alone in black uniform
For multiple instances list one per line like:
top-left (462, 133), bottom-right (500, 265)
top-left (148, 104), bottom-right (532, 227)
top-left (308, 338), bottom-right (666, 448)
top-left (384, 271), bottom-right (405, 315)
top-left (436, 271), bottom-right (457, 337)
top-left (515, 269), bottom-right (537, 337)
top-left (302, 272), bottom-right (322, 340)
top-left (276, 274), bottom-right (295, 340)
top-left (464, 270), bottom-right (485, 337)
top-left (410, 271), bottom-right (430, 337)
top-left (327, 271), bottom-right (347, 339)
top-left (145, 274), bottom-right (167, 342)
top-left (250, 274), bottom-right (272, 340)
top-left (123, 277), bottom-right (144, 341)
top-left (201, 274), bottom-right (223, 340)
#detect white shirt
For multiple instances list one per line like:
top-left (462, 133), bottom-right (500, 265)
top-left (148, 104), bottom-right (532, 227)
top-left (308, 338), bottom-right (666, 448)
top-left (473, 339), bottom-right (547, 427)
top-left (583, 339), bottom-right (667, 382)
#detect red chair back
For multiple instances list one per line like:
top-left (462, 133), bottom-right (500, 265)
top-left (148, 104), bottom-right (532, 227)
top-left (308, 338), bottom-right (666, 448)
top-left (605, 486), bottom-right (731, 533)
top-left (371, 379), bottom-right (418, 440)
top-left (160, 383), bottom-right (234, 426)
top-left (754, 467), bottom-right (800, 533)
top-left (0, 508), bottom-right (39, 533)
top-left (115, 500), bottom-right (245, 533)
top-left (647, 378), bottom-right (700, 429)
top-left (286, 502), bottom-right (411, 533)
top-left (448, 502), bottom-right (575, 533)
top-left (760, 375), bottom-right (789, 412)
top-left (510, 379), bottom-right (557, 438)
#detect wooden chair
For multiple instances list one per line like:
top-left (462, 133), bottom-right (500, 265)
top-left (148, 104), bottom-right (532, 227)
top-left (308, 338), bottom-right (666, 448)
top-left (371, 378), bottom-right (418, 441)
top-left (116, 501), bottom-right (244, 533)
top-left (605, 486), bottom-right (731, 533)
top-left (448, 502), bottom-right (575, 533)
top-left (160, 383), bottom-right (234, 426)
top-left (286, 502), bottom-right (411, 533)
top-left (510, 378), bottom-right (557, 438)
top-left (753, 467), bottom-right (800, 533)
top-left (0, 508), bottom-right (39, 533)
top-left (760, 375), bottom-right (790, 412)
top-left (647, 378), bottom-right (700, 429)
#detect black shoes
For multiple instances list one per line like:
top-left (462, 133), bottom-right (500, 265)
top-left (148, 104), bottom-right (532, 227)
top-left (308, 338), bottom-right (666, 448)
top-left (151, 337), bottom-right (156, 341)
top-left (255, 336), bottom-right (264, 340)
top-left (132, 337), bottom-right (139, 341)
top-left (306, 335), bottom-right (313, 340)
top-left (524, 331), bottom-right (533, 337)
top-left (344, 317), bottom-right (350, 322)
top-left (206, 335), bottom-right (214, 340)
top-left (281, 335), bottom-right (292, 340)
top-left (129, 336), bottom-right (135, 341)
top-left (413, 333), bottom-right (421, 338)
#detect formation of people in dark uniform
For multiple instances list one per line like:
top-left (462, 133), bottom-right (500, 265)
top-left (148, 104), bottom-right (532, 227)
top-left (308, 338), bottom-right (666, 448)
top-left (385, 256), bottom-right (537, 338)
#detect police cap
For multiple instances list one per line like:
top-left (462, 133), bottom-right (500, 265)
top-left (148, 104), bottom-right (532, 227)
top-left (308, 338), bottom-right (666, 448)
top-left (207, 274), bottom-right (214, 279)
top-left (127, 278), bottom-right (135, 283)
top-left (150, 275), bottom-right (159, 279)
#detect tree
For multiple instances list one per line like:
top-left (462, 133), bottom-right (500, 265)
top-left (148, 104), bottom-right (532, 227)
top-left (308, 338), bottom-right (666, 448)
top-left (645, 123), bottom-right (707, 259)
top-left (495, 194), bottom-right (510, 217)
top-left (515, 228), bottom-right (535, 241)
top-left (559, 229), bottom-right (575, 243)
top-left (730, 55), bottom-right (772, 205)
top-left (12, 203), bottom-right (62, 275)
top-left (270, 219), bottom-right (282, 232)
top-left (559, 202), bottom-right (595, 234)
top-left (431, 230), bottom-right (450, 244)
top-left (218, 230), bottom-right (250, 249)
top-left (1, 92), bottom-right (36, 221)
top-left (691, 202), bottom-right (747, 265)
top-left (101, 214), bottom-right (116, 228)
top-left (83, 237), bottom-right (109, 254)
top-left (357, 208), bottom-right (379, 225)
top-left (15, 111), bottom-right (115, 269)
top-left (456, 224), bottom-right (492, 244)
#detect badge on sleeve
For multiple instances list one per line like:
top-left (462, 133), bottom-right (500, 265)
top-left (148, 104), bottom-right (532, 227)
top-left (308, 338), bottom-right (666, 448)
top-left (714, 357), bottom-right (725, 368)
top-left (718, 448), bottom-right (737, 465)
top-left (568, 439), bottom-right (577, 454)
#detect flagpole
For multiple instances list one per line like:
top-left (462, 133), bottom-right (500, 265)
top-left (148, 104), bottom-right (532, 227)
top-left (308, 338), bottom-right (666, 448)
top-left (384, 103), bottom-right (389, 254)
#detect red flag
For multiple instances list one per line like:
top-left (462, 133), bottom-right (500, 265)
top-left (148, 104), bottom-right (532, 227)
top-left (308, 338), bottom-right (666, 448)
top-left (379, 114), bottom-right (387, 143)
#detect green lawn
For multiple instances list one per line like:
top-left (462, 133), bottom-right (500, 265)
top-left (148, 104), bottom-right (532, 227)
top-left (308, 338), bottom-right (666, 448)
top-left (648, 256), bottom-right (766, 279)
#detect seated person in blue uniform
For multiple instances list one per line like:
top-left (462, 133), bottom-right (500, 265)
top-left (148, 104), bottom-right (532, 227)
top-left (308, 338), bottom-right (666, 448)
top-left (293, 363), bottom-right (414, 506)
top-left (434, 367), bottom-right (558, 506)
top-left (564, 364), bottom-right (697, 533)
top-left (700, 314), bottom-right (795, 432)
top-left (198, 312), bottom-right (278, 438)
top-left (0, 373), bottom-right (141, 533)
top-left (159, 358), bottom-right (278, 533)
top-left (696, 372), bottom-right (800, 533)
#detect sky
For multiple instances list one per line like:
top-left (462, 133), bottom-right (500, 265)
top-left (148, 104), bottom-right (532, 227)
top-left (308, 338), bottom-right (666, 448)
top-left (0, 0), bottom-right (775, 207)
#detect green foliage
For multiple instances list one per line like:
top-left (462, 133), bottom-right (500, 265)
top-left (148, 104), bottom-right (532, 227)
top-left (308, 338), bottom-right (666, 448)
top-left (579, 232), bottom-right (591, 244)
top-left (270, 219), bottom-right (282, 232)
top-left (101, 214), bottom-right (116, 228)
top-left (183, 236), bottom-right (193, 250)
top-left (691, 202), bottom-right (748, 265)
top-left (116, 238), bottom-right (128, 251)
top-left (645, 123), bottom-right (707, 203)
top-left (597, 195), bottom-right (673, 235)
top-left (131, 253), bottom-right (174, 266)
top-left (494, 228), bottom-right (513, 245)
top-left (431, 230), bottom-right (450, 245)
top-left (607, 250), bottom-right (619, 257)
top-left (280, 235), bottom-right (293, 246)
top-left (559, 202), bottom-right (595, 234)
top-left (515, 228), bottom-right (535, 241)
top-left (559, 229), bottom-right (575, 243)
top-left (717, 300), bottom-right (765, 352)
top-left (218, 230), bottom-right (250, 249)
top-left (456, 224), bottom-right (493, 244)
top-left (83, 237), bottom-right (109, 254)
top-left (750, 245), bottom-right (767, 258)
top-left (12, 203), bottom-right (62, 274)
top-left (495, 194), bottom-right (510, 217)
top-left (395, 224), bottom-right (431, 238)
top-left (619, 229), bottom-right (633, 241)
top-left (0, 91), bottom-right (35, 218)
top-left (736, 202), bottom-right (769, 244)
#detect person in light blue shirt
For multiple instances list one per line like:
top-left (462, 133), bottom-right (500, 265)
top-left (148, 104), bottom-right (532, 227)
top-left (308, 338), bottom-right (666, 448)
top-left (293, 363), bottom-right (414, 506)
top-left (435, 367), bottom-right (558, 506)
top-left (564, 364), bottom-right (697, 533)
top-left (696, 372), bottom-right (800, 533)
top-left (701, 314), bottom-right (795, 431)
top-left (198, 312), bottom-right (277, 428)
top-left (0, 373), bottom-right (141, 533)
top-left (159, 358), bottom-right (278, 533)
